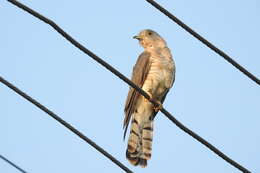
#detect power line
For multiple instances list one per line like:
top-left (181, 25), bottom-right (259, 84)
top-left (0, 76), bottom-right (133, 173)
top-left (0, 154), bottom-right (27, 173)
top-left (6, 0), bottom-right (251, 172)
top-left (146, 0), bottom-right (260, 86)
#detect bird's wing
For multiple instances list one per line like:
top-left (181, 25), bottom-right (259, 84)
top-left (123, 51), bottom-right (151, 139)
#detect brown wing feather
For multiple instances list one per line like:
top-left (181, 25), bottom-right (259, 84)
top-left (123, 51), bottom-right (151, 139)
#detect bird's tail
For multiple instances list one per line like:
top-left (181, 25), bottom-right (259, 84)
top-left (126, 118), bottom-right (153, 168)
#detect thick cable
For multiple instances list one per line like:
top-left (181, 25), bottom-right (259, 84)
top-left (146, 0), bottom-right (260, 85)
top-left (0, 76), bottom-right (133, 173)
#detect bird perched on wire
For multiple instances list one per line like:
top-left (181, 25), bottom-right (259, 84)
top-left (124, 29), bottom-right (175, 167)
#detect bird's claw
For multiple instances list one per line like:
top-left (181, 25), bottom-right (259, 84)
top-left (143, 93), bottom-right (152, 103)
top-left (153, 101), bottom-right (163, 112)
top-left (142, 93), bottom-right (162, 111)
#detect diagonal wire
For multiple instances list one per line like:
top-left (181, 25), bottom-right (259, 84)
top-left (0, 154), bottom-right (27, 173)
top-left (6, 0), bottom-right (251, 172)
top-left (146, 0), bottom-right (260, 86)
top-left (0, 76), bottom-right (133, 173)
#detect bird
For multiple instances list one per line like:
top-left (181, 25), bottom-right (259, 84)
top-left (124, 29), bottom-right (175, 167)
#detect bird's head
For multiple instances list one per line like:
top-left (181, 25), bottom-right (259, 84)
top-left (133, 29), bottom-right (167, 50)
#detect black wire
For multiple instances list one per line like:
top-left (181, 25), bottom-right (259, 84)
top-left (6, 0), bottom-right (251, 172)
top-left (0, 76), bottom-right (133, 173)
top-left (0, 154), bottom-right (27, 173)
top-left (146, 0), bottom-right (260, 86)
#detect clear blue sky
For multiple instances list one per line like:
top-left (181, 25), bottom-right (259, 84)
top-left (1, 0), bottom-right (259, 173)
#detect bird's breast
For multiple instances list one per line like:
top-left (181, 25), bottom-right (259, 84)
top-left (149, 55), bottom-right (174, 88)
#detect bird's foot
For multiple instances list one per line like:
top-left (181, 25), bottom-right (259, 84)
top-left (142, 93), bottom-right (162, 111)
top-left (153, 101), bottom-right (163, 112)
top-left (143, 92), bottom-right (152, 103)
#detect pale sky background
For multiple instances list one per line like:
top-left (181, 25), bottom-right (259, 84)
top-left (1, 0), bottom-right (260, 173)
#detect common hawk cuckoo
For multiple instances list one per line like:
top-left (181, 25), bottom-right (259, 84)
top-left (124, 29), bottom-right (175, 167)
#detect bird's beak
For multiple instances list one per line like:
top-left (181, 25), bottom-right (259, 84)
top-left (133, 35), bottom-right (142, 40)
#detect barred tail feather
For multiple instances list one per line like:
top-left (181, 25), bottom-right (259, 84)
top-left (126, 117), bottom-right (142, 165)
top-left (141, 121), bottom-right (153, 161)
top-left (126, 115), bottom-right (153, 168)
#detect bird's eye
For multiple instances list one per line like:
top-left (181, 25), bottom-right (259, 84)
top-left (148, 32), bottom-right (152, 35)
